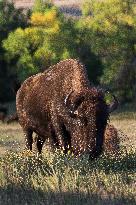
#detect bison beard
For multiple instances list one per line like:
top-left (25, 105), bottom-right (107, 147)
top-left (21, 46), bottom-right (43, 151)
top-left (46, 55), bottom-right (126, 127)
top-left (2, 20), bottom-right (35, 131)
top-left (16, 59), bottom-right (117, 159)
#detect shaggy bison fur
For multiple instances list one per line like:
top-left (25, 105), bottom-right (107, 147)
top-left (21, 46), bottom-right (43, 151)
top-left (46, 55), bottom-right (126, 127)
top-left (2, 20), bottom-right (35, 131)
top-left (104, 124), bottom-right (120, 154)
top-left (16, 59), bottom-right (117, 159)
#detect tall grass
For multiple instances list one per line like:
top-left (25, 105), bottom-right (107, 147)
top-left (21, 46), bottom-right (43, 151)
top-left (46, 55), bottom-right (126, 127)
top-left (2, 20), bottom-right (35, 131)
top-left (0, 148), bottom-right (135, 205)
top-left (0, 110), bottom-right (135, 205)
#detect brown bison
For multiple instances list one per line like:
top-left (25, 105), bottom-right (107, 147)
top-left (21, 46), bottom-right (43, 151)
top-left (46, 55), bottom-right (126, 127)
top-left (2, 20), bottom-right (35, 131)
top-left (16, 59), bottom-right (118, 159)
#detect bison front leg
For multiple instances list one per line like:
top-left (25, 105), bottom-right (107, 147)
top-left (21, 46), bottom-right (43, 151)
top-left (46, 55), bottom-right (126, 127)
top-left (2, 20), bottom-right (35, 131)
top-left (50, 121), bottom-right (65, 151)
top-left (36, 136), bottom-right (45, 154)
top-left (24, 129), bottom-right (33, 151)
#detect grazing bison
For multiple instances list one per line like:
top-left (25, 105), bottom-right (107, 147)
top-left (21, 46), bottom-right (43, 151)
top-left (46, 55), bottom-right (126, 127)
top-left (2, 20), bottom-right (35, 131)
top-left (104, 124), bottom-right (120, 154)
top-left (16, 59), bottom-right (118, 159)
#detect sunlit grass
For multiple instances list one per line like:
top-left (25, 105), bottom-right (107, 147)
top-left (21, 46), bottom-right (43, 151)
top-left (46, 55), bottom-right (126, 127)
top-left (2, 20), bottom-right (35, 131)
top-left (0, 147), bottom-right (135, 205)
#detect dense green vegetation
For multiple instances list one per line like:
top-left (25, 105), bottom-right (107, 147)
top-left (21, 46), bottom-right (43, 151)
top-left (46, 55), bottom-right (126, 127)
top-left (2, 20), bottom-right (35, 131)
top-left (1, 0), bottom-right (136, 103)
top-left (81, 0), bottom-right (136, 103)
top-left (0, 0), bottom-right (29, 102)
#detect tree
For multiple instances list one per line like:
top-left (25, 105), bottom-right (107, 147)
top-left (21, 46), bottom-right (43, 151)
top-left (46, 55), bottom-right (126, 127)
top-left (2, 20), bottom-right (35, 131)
top-left (3, 0), bottom-right (104, 94)
top-left (0, 0), bottom-right (28, 102)
top-left (3, 2), bottom-right (77, 82)
top-left (32, 0), bottom-right (53, 13)
top-left (81, 0), bottom-right (136, 102)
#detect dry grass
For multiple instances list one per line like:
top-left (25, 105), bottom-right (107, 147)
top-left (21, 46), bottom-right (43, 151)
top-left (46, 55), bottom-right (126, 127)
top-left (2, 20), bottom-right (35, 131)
top-left (0, 112), bottom-right (135, 205)
top-left (111, 111), bottom-right (136, 149)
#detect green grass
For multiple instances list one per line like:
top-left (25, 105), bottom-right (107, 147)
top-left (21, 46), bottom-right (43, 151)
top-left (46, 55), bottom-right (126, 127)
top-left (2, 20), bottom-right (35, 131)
top-left (0, 112), bottom-right (135, 205)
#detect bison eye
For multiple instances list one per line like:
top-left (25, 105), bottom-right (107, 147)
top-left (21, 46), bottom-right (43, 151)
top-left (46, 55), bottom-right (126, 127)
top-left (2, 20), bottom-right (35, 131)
top-left (80, 117), bottom-right (88, 126)
top-left (69, 111), bottom-right (78, 118)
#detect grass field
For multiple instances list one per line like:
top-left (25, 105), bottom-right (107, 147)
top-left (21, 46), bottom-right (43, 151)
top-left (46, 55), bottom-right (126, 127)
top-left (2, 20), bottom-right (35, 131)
top-left (0, 111), bottom-right (135, 205)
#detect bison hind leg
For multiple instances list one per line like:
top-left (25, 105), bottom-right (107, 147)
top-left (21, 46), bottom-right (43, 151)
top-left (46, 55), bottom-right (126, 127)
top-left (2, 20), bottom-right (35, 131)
top-left (24, 129), bottom-right (33, 151)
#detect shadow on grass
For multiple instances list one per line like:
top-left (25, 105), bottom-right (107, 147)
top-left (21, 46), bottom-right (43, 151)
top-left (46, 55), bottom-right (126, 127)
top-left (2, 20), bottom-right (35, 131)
top-left (90, 152), bottom-right (136, 174)
top-left (0, 185), bottom-right (135, 205)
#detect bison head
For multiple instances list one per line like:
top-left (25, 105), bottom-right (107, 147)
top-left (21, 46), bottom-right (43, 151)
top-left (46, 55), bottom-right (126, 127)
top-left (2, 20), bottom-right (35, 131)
top-left (64, 88), bottom-right (118, 159)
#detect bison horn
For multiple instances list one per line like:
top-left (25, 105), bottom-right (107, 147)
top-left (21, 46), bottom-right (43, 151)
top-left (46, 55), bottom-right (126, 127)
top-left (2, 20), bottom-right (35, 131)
top-left (64, 90), bottom-right (75, 116)
top-left (64, 91), bottom-right (79, 117)
top-left (106, 90), bottom-right (118, 113)
top-left (64, 90), bottom-right (74, 107)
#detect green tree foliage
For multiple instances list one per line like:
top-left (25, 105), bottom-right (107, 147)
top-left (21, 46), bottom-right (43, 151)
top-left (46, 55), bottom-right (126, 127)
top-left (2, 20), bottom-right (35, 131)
top-left (3, 1), bottom-right (78, 82)
top-left (1, 0), bottom-right (136, 104)
top-left (81, 0), bottom-right (92, 16)
top-left (75, 23), bottom-right (103, 84)
top-left (81, 0), bottom-right (136, 102)
top-left (0, 0), bottom-right (28, 102)
top-left (3, 0), bottom-right (103, 86)
top-left (32, 0), bottom-right (53, 13)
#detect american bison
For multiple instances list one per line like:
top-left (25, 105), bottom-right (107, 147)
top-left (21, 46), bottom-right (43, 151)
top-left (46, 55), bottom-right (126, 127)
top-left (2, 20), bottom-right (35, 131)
top-left (16, 59), bottom-right (118, 159)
